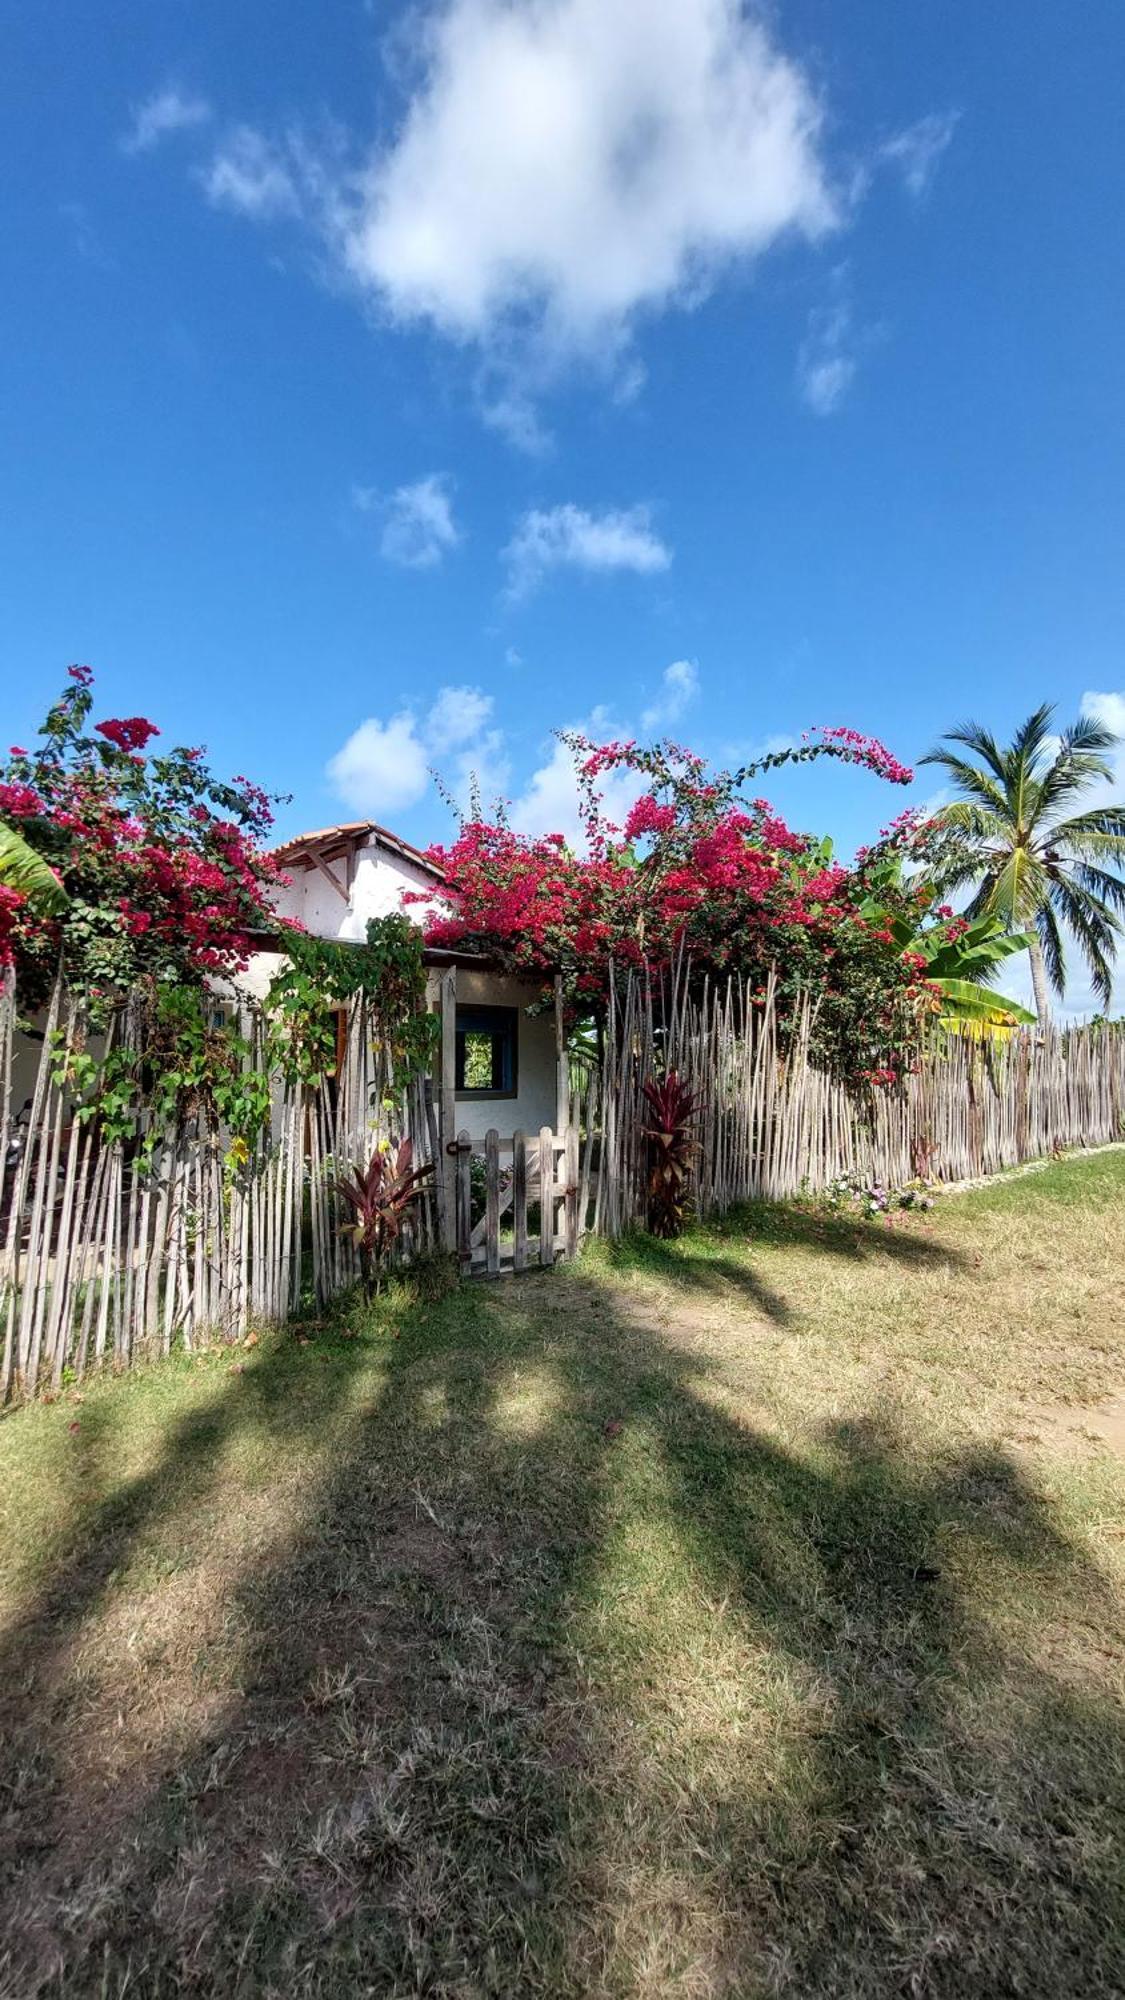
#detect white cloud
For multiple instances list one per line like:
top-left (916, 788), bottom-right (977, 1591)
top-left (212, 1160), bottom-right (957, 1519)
top-left (151, 19), bottom-right (958, 441)
top-left (509, 731), bottom-right (596, 844)
top-left (477, 386), bottom-right (553, 456)
top-left (641, 658), bottom-right (699, 734)
top-left (503, 502), bottom-right (671, 599)
top-left (881, 112), bottom-right (959, 200)
top-left (1082, 689), bottom-right (1125, 747)
top-left (508, 712), bottom-right (641, 846)
top-left (367, 472), bottom-right (462, 568)
top-left (122, 87), bottom-right (211, 155)
top-left (200, 127), bottom-right (299, 218)
top-left (449, 728), bottom-right (512, 816)
top-left (337, 0), bottom-right (839, 356)
top-left (329, 654), bottom-right (704, 841)
top-left (511, 659), bottom-right (706, 846)
top-left (797, 296), bottom-right (856, 415)
top-left (427, 684), bottom-right (493, 750)
top-left (327, 682), bottom-right (504, 817)
top-left (328, 711), bottom-right (431, 814)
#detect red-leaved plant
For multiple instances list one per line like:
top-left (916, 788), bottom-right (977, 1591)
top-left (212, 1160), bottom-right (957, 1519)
top-left (640, 1071), bottom-right (697, 1239)
top-left (336, 1138), bottom-right (434, 1295)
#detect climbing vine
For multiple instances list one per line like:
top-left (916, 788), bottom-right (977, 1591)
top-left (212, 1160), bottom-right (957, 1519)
top-left (264, 914), bottom-right (437, 1088)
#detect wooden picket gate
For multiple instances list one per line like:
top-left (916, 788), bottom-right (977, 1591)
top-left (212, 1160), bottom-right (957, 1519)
top-left (451, 1125), bottom-right (587, 1278)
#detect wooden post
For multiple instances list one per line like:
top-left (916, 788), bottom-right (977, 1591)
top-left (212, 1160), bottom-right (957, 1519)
top-left (455, 1129), bottom-right (473, 1276)
top-left (423, 1076), bottom-right (445, 1249)
top-left (564, 1122), bottom-right (579, 1259)
top-left (539, 1127), bottom-right (554, 1267)
top-left (512, 1131), bottom-right (528, 1273)
top-left (439, 967), bottom-right (457, 1252)
top-left (554, 973), bottom-right (569, 1135)
top-left (485, 1128), bottom-right (501, 1278)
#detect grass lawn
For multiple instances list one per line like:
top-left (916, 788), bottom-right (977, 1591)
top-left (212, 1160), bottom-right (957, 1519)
top-left (2, 1152), bottom-right (1125, 1997)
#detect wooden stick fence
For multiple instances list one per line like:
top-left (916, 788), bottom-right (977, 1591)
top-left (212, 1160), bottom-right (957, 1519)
top-left (0, 975), bottom-right (442, 1402)
top-left (3, 960), bottom-right (1123, 1400)
top-left (596, 965), bottom-right (1125, 1231)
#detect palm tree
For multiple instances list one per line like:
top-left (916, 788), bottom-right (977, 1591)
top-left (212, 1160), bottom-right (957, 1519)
top-left (920, 705), bottom-right (1125, 1027)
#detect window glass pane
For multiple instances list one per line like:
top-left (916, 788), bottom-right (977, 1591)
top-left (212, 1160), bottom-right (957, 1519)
top-left (454, 1004), bottom-right (517, 1094)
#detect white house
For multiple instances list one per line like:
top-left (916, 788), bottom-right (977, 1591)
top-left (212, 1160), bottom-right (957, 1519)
top-left (239, 818), bottom-right (562, 1148)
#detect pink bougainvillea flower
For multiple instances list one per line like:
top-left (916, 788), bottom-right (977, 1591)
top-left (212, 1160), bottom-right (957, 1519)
top-left (0, 780), bottom-right (44, 818)
top-left (95, 716), bottom-right (162, 753)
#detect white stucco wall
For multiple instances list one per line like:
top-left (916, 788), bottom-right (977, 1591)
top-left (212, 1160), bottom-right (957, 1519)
top-left (231, 836), bottom-right (559, 1145)
top-left (449, 967), bottom-right (559, 1144)
top-left (273, 839), bottom-right (442, 941)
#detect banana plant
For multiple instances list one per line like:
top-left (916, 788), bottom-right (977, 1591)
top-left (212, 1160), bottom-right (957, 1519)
top-left (857, 856), bottom-right (1035, 1034)
top-left (336, 1137), bottom-right (434, 1295)
top-left (0, 821), bottom-right (67, 913)
top-left (897, 913), bottom-right (1036, 1033)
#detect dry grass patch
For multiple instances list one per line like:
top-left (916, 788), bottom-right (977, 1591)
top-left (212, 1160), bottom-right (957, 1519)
top-left (1, 1154), bottom-right (1124, 1995)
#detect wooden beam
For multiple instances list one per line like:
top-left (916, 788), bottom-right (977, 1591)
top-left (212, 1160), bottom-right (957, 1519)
top-left (305, 851), bottom-right (349, 904)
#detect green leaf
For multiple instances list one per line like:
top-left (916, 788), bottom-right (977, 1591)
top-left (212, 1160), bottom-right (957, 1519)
top-left (0, 821), bottom-right (67, 913)
top-left (937, 979), bottom-right (1036, 1026)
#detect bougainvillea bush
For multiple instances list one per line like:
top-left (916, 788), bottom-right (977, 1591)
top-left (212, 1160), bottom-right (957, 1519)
top-left (0, 666), bottom-right (283, 1017)
top-left (413, 729), bottom-right (978, 1086)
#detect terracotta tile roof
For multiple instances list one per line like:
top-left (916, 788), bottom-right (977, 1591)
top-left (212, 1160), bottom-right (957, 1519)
top-left (271, 819), bottom-right (445, 878)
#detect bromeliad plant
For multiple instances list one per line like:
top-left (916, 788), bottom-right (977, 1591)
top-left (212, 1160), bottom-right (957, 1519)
top-left (336, 1138), bottom-right (435, 1295)
top-left (641, 1071), bottom-right (697, 1239)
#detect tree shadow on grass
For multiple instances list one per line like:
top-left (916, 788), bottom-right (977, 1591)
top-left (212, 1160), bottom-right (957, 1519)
top-left (597, 1201), bottom-right (966, 1332)
top-left (0, 1247), bottom-right (1122, 1997)
top-left (600, 1233), bottom-right (796, 1324)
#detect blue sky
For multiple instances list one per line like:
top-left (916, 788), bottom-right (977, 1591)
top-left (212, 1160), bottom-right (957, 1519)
top-left (4, 2), bottom-right (1125, 1005)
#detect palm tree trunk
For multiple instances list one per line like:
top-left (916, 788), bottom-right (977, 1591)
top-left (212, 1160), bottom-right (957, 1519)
top-left (1028, 936), bottom-right (1052, 1030)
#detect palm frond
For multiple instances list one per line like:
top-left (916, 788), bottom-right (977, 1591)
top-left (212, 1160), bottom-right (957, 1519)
top-left (916, 750), bottom-right (1008, 814)
top-left (917, 706), bottom-right (1123, 1012)
top-left (1046, 806), bottom-right (1125, 860)
top-left (927, 799), bottom-right (1009, 842)
top-left (940, 718), bottom-right (1011, 785)
top-left (1064, 713), bottom-right (1120, 756)
top-left (1049, 880), bottom-right (1120, 1009)
top-left (1010, 702), bottom-right (1057, 767)
top-left (1036, 751), bottom-right (1117, 821)
top-left (1066, 863), bottom-right (1125, 914)
top-left (922, 857), bottom-right (999, 903)
top-left (962, 875), bottom-right (1002, 922)
top-left (988, 846), bottom-right (1043, 924)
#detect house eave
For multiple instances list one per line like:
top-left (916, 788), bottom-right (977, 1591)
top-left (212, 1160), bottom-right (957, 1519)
top-left (240, 925), bottom-right (518, 977)
top-left (270, 820), bottom-right (446, 882)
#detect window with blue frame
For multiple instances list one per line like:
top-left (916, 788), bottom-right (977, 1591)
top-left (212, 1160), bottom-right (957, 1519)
top-left (455, 1004), bottom-right (518, 1098)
